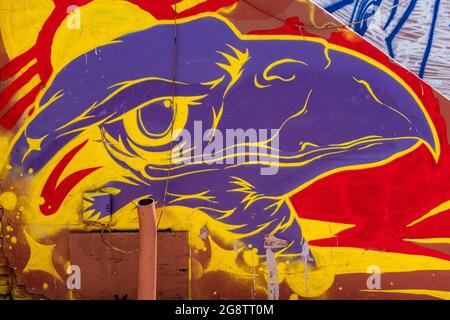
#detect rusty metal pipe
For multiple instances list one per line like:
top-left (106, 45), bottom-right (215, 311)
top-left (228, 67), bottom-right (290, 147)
top-left (137, 198), bottom-right (157, 300)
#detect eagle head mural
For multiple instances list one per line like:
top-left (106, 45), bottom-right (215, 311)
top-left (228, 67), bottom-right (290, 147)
top-left (1, 15), bottom-right (446, 298)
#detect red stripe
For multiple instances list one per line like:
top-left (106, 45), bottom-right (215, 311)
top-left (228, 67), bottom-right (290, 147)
top-left (0, 63), bottom-right (39, 112)
top-left (0, 84), bottom-right (42, 130)
top-left (0, 46), bottom-right (36, 81)
top-left (39, 140), bottom-right (102, 216)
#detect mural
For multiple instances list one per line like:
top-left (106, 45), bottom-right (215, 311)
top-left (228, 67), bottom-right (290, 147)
top-left (312, 0), bottom-right (449, 98)
top-left (0, 0), bottom-right (449, 299)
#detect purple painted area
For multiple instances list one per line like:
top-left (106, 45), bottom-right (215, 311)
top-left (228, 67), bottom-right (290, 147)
top-left (10, 17), bottom-right (436, 255)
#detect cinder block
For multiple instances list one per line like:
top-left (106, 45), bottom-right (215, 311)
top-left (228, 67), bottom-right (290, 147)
top-left (0, 284), bottom-right (10, 296)
top-left (0, 275), bottom-right (9, 287)
top-left (0, 267), bottom-right (8, 276)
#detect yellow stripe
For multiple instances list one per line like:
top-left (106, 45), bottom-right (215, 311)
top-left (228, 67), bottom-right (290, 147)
top-left (362, 289), bottom-right (450, 300)
top-left (352, 76), bottom-right (411, 125)
top-left (407, 200), bottom-right (450, 227)
top-left (404, 238), bottom-right (450, 244)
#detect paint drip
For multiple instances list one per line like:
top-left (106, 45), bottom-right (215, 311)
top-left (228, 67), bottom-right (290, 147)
top-left (301, 240), bottom-right (314, 294)
top-left (264, 234), bottom-right (290, 300)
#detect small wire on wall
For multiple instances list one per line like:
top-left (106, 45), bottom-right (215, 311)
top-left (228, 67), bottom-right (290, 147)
top-left (157, 1), bottom-right (178, 229)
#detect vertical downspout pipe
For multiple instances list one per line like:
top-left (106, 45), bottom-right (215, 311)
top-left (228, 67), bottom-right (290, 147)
top-left (137, 198), bottom-right (157, 300)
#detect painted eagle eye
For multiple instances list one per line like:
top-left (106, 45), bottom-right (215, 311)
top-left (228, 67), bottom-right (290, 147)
top-left (116, 95), bottom-right (205, 149)
top-left (137, 98), bottom-right (174, 137)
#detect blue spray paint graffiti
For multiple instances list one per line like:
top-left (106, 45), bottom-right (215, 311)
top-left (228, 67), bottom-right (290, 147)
top-left (313, 0), bottom-right (448, 97)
